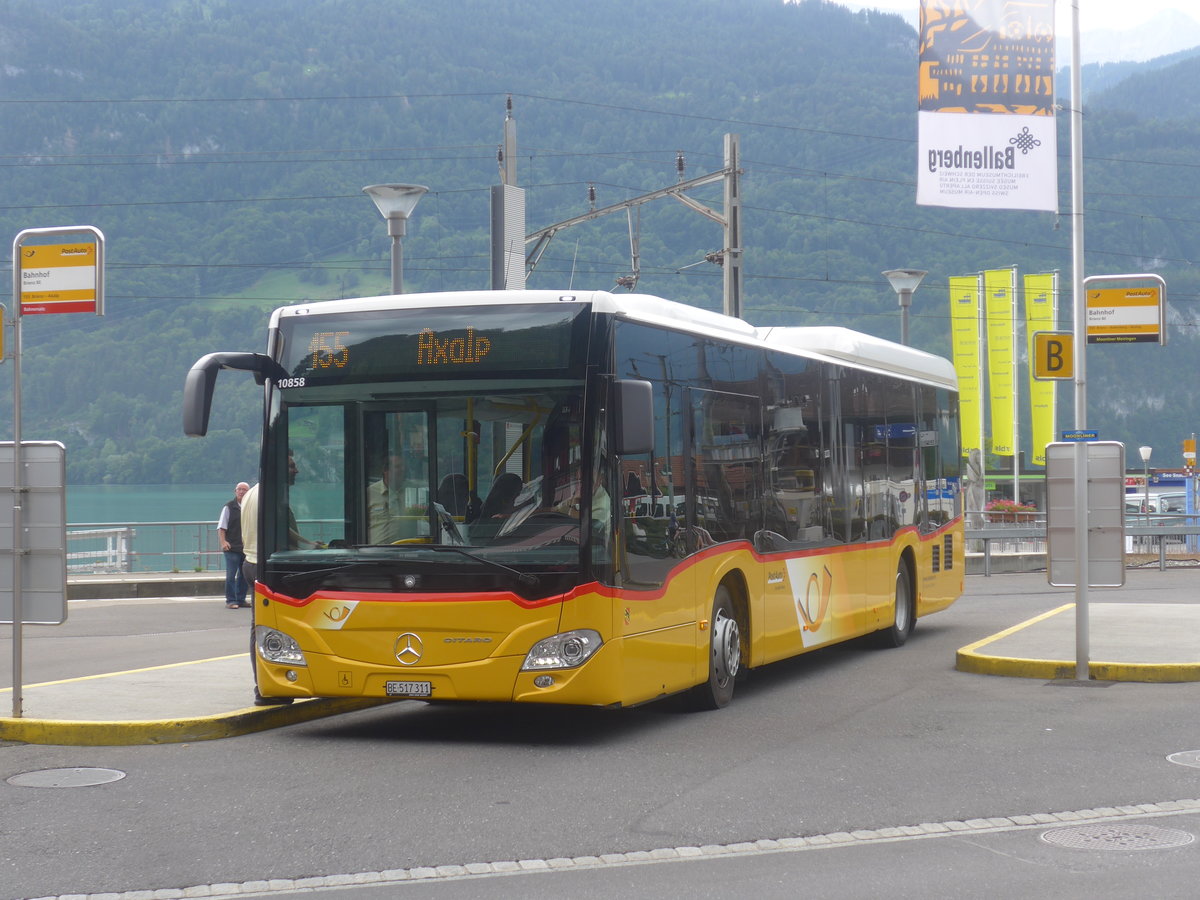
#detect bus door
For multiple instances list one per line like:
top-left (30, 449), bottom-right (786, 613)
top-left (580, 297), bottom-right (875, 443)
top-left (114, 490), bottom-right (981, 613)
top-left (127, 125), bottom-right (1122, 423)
top-left (361, 408), bottom-right (434, 544)
top-left (616, 376), bottom-right (697, 696)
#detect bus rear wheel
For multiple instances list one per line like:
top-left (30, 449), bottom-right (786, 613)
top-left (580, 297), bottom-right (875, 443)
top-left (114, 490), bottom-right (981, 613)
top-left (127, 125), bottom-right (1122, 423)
top-left (876, 558), bottom-right (915, 648)
top-left (690, 584), bottom-right (742, 710)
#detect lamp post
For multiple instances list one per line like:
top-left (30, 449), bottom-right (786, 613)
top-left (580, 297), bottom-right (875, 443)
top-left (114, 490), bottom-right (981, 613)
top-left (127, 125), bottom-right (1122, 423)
top-left (1139, 445), bottom-right (1152, 525)
top-left (363, 184), bottom-right (428, 294)
top-left (883, 268), bottom-right (927, 346)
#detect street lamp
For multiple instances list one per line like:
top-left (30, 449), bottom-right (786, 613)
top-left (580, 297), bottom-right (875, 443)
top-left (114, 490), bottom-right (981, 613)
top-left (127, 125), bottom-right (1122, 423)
top-left (363, 183), bottom-right (428, 294)
top-left (1139, 445), bottom-right (1153, 522)
top-left (883, 269), bottom-right (927, 346)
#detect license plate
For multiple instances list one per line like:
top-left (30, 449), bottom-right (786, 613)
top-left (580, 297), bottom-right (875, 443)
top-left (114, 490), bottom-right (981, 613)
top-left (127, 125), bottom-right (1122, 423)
top-left (386, 680), bottom-right (432, 698)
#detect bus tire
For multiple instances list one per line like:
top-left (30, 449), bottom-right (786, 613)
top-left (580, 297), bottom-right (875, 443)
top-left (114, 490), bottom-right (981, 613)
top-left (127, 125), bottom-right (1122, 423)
top-left (689, 584), bottom-right (742, 710)
top-left (876, 557), bottom-right (915, 648)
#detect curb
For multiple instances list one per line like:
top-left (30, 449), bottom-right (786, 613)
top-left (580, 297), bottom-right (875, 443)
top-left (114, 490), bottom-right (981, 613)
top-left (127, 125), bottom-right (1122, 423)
top-left (956, 648), bottom-right (1200, 683)
top-left (955, 603), bottom-right (1200, 683)
top-left (0, 697), bottom-right (396, 746)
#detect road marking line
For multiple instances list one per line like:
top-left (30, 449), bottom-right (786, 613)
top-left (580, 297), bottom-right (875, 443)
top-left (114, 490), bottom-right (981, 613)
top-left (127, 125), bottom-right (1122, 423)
top-left (0, 654), bottom-right (248, 692)
top-left (30, 799), bottom-right (1200, 899)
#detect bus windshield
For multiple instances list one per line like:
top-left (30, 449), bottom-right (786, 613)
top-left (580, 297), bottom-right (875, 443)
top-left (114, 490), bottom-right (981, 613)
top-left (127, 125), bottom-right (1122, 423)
top-left (265, 381), bottom-right (603, 595)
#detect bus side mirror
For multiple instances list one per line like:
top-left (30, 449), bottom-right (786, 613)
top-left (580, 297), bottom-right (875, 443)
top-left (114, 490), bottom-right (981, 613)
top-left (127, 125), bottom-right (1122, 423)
top-left (183, 351), bottom-right (288, 437)
top-left (616, 379), bottom-right (653, 456)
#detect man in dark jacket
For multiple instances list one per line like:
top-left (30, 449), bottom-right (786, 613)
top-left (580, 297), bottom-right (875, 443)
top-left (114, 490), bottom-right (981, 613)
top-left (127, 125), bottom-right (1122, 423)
top-left (218, 482), bottom-right (251, 608)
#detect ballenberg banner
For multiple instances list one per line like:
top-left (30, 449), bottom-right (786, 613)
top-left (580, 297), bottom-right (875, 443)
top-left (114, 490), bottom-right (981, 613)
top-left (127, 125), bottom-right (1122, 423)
top-left (917, 0), bottom-right (1057, 211)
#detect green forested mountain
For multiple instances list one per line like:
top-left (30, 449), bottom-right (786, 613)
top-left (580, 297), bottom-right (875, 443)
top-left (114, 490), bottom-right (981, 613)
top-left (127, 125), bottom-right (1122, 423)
top-left (1, 0), bottom-right (1198, 482)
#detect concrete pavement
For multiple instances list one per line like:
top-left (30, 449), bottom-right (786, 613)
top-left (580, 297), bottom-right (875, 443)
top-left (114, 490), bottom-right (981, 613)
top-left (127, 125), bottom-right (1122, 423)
top-left (956, 599), bottom-right (1200, 681)
top-left (0, 653), bottom-right (391, 746)
top-left (3, 569), bottom-right (1198, 746)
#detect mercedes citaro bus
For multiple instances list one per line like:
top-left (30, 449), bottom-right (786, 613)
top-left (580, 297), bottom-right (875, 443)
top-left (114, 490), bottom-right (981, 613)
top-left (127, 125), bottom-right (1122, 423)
top-left (183, 290), bottom-right (963, 710)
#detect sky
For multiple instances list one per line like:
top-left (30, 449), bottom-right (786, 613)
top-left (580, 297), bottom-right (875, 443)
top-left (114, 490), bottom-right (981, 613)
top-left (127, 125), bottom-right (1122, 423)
top-left (839, 0), bottom-right (1184, 31)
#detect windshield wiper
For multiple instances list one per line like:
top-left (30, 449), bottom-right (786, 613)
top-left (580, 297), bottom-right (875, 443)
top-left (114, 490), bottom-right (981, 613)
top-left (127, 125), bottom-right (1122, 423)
top-left (392, 544), bottom-right (539, 586)
top-left (280, 561), bottom-right (374, 584)
top-left (283, 545), bottom-right (539, 588)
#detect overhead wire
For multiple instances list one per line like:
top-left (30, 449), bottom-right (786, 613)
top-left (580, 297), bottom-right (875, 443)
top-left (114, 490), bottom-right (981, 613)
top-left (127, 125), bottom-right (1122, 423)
top-left (3, 88), bottom-right (1196, 315)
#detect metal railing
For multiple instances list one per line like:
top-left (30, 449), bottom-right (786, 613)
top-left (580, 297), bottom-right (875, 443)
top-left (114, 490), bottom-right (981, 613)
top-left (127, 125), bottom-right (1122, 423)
top-left (966, 511), bottom-right (1200, 576)
top-left (66, 519), bottom-right (345, 575)
top-left (67, 521), bottom-right (220, 574)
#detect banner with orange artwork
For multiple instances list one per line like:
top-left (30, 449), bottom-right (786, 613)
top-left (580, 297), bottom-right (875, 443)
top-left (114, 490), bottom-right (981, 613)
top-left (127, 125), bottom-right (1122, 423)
top-left (917, 0), bottom-right (1057, 211)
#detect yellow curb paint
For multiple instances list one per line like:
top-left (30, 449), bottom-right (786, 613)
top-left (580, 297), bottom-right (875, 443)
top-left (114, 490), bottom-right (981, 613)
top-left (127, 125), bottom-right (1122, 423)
top-left (956, 603), bottom-right (1200, 682)
top-left (958, 603), bottom-right (1074, 656)
top-left (0, 698), bottom-right (396, 746)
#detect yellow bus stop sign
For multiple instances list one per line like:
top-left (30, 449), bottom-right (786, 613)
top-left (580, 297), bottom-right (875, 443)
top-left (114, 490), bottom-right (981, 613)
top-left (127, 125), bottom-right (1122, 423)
top-left (1033, 331), bottom-right (1073, 379)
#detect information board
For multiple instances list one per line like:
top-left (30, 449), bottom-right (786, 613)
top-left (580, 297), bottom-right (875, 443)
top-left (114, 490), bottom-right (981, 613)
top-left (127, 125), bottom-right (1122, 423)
top-left (0, 442), bottom-right (67, 624)
top-left (1045, 441), bottom-right (1125, 588)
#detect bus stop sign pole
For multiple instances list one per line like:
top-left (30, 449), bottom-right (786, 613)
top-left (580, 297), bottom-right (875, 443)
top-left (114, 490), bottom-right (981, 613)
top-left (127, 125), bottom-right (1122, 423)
top-left (8, 225), bottom-right (104, 718)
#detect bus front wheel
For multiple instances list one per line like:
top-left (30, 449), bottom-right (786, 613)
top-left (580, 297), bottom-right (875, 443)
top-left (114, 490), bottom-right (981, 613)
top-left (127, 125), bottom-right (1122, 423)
top-left (690, 584), bottom-right (742, 710)
top-left (876, 558), bottom-right (915, 648)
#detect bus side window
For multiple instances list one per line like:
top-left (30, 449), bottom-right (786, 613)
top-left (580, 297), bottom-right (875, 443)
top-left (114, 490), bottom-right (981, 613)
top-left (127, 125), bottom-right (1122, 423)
top-left (691, 388), bottom-right (763, 546)
top-left (281, 405), bottom-right (347, 551)
top-left (763, 352), bottom-right (827, 548)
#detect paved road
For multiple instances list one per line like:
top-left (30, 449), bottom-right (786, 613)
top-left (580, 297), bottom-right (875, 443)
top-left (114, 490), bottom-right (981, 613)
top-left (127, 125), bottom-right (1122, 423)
top-left (3, 570), bottom-right (1200, 899)
top-left (2, 593), bottom-right (247, 688)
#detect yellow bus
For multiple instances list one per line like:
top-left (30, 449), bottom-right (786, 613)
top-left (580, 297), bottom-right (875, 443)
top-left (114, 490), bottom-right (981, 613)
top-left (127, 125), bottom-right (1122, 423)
top-left (184, 290), bottom-right (962, 709)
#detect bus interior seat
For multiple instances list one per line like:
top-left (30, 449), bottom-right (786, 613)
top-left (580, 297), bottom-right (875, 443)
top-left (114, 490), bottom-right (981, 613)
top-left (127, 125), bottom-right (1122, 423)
top-left (437, 473), bottom-right (479, 522)
top-left (478, 473), bottom-right (523, 520)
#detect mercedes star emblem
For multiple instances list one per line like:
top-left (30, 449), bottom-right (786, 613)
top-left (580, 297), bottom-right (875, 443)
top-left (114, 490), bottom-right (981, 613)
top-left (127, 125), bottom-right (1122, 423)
top-left (394, 632), bottom-right (424, 666)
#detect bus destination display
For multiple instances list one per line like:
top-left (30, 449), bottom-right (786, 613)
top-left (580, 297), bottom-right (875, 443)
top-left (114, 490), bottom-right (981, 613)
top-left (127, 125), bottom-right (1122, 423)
top-left (278, 304), bottom-right (587, 386)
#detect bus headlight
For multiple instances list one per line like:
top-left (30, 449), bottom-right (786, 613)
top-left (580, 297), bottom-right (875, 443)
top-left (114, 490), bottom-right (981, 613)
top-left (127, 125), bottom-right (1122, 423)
top-left (521, 630), bottom-right (602, 670)
top-left (255, 626), bottom-right (307, 666)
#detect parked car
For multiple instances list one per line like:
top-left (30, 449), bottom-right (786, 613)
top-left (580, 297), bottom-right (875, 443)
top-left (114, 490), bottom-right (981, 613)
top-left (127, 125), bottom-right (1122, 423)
top-left (1155, 492), bottom-right (1189, 514)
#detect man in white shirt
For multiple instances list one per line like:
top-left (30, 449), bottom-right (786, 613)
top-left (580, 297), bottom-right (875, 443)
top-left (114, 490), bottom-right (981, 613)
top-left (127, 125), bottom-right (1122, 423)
top-left (368, 454), bottom-right (413, 543)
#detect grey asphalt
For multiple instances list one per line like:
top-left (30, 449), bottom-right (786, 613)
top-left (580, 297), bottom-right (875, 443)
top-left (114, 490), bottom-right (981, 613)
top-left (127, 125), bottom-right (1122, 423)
top-left (2, 566), bottom-right (1198, 746)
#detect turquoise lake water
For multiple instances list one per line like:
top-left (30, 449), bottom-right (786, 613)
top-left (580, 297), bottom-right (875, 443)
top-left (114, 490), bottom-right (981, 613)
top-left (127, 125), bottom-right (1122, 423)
top-left (67, 484), bottom-right (237, 524)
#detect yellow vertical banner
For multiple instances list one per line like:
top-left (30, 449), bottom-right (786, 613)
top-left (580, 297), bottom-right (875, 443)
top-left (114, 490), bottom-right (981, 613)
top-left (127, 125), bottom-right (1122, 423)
top-left (1024, 272), bottom-right (1057, 466)
top-left (984, 268), bottom-right (1016, 456)
top-left (949, 275), bottom-right (983, 456)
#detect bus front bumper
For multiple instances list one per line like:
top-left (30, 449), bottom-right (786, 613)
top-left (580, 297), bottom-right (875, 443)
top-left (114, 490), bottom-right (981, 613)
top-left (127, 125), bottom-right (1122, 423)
top-left (254, 640), bottom-right (625, 707)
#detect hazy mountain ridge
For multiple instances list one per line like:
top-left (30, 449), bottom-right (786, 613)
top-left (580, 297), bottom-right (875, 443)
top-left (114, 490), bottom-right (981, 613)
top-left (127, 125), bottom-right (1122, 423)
top-left (1083, 9), bottom-right (1200, 64)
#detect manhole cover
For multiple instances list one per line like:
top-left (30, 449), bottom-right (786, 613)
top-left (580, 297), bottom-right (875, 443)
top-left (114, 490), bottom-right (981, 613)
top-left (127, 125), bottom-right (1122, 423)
top-left (6, 767), bottom-right (126, 788)
top-left (1041, 823), bottom-right (1193, 851)
top-left (1168, 750), bottom-right (1200, 769)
